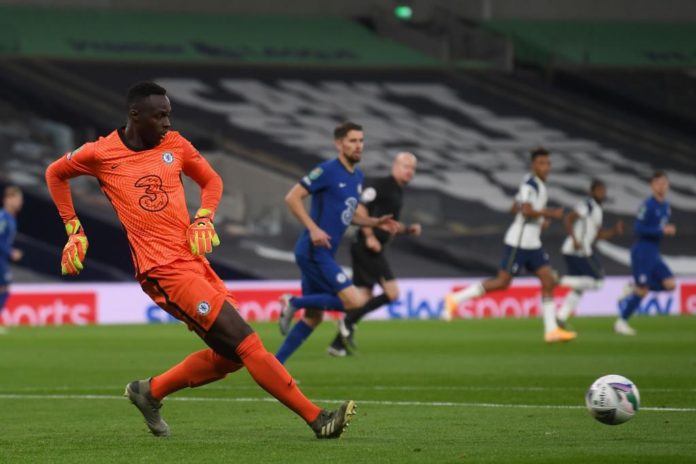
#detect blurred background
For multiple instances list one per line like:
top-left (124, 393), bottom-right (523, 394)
top-left (1, 0), bottom-right (695, 284)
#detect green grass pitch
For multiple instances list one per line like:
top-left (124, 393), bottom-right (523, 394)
top-left (1, 316), bottom-right (695, 463)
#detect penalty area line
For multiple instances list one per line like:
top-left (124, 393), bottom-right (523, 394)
top-left (0, 393), bottom-right (694, 413)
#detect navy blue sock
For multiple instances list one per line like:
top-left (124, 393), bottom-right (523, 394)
top-left (275, 320), bottom-right (314, 364)
top-left (619, 293), bottom-right (642, 320)
top-left (291, 294), bottom-right (344, 312)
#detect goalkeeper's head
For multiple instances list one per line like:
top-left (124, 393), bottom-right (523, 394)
top-left (126, 81), bottom-right (171, 149)
top-left (3, 185), bottom-right (22, 215)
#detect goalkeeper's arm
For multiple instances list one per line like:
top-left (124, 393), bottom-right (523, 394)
top-left (45, 152), bottom-right (93, 275)
top-left (182, 144), bottom-right (224, 256)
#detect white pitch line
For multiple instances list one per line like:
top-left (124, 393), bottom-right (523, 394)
top-left (0, 393), bottom-right (694, 412)
top-left (2, 385), bottom-right (695, 393)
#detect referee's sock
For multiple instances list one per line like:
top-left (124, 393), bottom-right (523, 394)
top-left (291, 294), bottom-right (344, 311)
top-left (345, 293), bottom-right (391, 325)
top-left (275, 320), bottom-right (314, 364)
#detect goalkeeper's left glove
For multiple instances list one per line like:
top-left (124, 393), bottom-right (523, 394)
top-left (61, 218), bottom-right (89, 276)
top-left (187, 208), bottom-right (220, 256)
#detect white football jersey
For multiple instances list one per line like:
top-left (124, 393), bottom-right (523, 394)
top-left (504, 175), bottom-right (547, 249)
top-left (561, 197), bottom-right (603, 256)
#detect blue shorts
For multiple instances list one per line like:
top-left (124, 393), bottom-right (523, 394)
top-left (296, 249), bottom-right (352, 296)
top-left (563, 254), bottom-right (603, 280)
top-left (499, 245), bottom-right (549, 275)
top-left (631, 249), bottom-right (673, 291)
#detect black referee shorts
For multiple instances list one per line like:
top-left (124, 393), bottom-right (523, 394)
top-left (350, 241), bottom-right (395, 288)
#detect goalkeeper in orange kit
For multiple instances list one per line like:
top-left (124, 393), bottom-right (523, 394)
top-left (45, 81), bottom-right (355, 438)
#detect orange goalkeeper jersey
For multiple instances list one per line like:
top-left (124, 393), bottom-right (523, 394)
top-left (45, 129), bottom-right (223, 276)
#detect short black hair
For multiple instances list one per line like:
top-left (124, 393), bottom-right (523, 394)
top-left (530, 147), bottom-right (550, 161)
top-left (127, 81), bottom-right (167, 108)
top-left (334, 121), bottom-right (363, 140)
top-left (4, 185), bottom-right (21, 198)
top-left (651, 170), bottom-right (667, 181)
top-left (590, 179), bottom-right (605, 192)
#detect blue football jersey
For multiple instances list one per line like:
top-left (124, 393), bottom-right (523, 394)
top-left (633, 196), bottom-right (671, 249)
top-left (295, 159), bottom-right (363, 256)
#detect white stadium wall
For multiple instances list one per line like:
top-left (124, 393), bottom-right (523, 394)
top-left (2, 277), bottom-right (695, 326)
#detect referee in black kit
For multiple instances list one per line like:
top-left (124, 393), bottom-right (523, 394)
top-left (328, 152), bottom-right (421, 357)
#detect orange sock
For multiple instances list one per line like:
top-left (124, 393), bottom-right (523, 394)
top-left (236, 332), bottom-right (321, 423)
top-left (150, 348), bottom-right (243, 400)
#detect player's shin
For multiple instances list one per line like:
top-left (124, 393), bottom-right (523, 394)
top-left (451, 282), bottom-right (485, 304)
top-left (237, 332), bottom-right (321, 423)
top-left (275, 320), bottom-right (314, 364)
top-left (542, 297), bottom-right (559, 333)
top-left (558, 289), bottom-right (583, 322)
top-left (150, 349), bottom-right (242, 400)
top-left (619, 293), bottom-right (643, 320)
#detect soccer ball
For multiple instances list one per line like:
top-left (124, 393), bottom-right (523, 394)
top-left (585, 374), bottom-right (640, 425)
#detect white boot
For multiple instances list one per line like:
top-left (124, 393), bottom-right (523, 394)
top-left (614, 318), bottom-right (637, 336)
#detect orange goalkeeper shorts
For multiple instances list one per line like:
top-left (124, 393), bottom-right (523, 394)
top-left (139, 258), bottom-right (237, 335)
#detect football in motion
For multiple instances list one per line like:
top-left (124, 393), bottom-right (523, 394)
top-left (585, 374), bottom-right (640, 425)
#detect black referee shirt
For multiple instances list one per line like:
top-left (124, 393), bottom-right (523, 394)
top-left (356, 175), bottom-right (403, 246)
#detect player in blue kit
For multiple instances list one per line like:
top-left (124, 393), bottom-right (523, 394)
top-left (275, 122), bottom-right (398, 364)
top-left (0, 186), bottom-right (24, 334)
top-left (615, 171), bottom-right (676, 336)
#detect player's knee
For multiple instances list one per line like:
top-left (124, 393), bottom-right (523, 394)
top-left (204, 302), bottom-right (255, 359)
top-left (663, 278), bottom-right (676, 291)
top-left (344, 294), bottom-right (368, 311)
top-left (542, 279), bottom-right (556, 292)
top-left (634, 286), bottom-right (649, 298)
top-left (497, 276), bottom-right (512, 290)
top-left (302, 310), bottom-right (323, 327)
top-left (385, 287), bottom-right (399, 302)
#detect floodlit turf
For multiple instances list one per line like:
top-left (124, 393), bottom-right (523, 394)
top-left (1, 316), bottom-right (695, 463)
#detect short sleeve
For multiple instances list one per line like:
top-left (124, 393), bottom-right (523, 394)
top-left (300, 164), bottom-right (331, 194)
top-left (574, 201), bottom-right (589, 218)
top-left (517, 184), bottom-right (536, 204)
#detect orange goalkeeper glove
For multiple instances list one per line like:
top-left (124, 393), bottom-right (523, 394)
top-left (61, 218), bottom-right (89, 275)
top-left (187, 208), bottom-right (220, 256)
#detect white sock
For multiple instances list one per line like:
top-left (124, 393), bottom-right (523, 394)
top-left (558, 289), bottom-right (583, 322)
top-left (542, 297), bottom-right (558, 333)
top-left (451, 282), bottom-right (485, 304)
top-left (560, 276), bottom-right (602, 291)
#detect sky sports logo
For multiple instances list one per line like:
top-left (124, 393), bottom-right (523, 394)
top-left (0, 292), bottom-right (97, 326)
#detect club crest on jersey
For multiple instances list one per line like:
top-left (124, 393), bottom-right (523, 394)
top-left (162, 152), bottom-right (174, 164)
top-left (196, 301), bottom-right (211, 316)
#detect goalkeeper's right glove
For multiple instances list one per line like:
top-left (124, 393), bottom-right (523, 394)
top-left (61, 218), bottom-right (89, 276)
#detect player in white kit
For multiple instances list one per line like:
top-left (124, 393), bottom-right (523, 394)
top-left (557, 180), bottom-right (623, 329)
top-left (444, 148), bottom-right (576, 343)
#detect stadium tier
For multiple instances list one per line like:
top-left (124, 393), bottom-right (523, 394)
top-left (2, 59), bottom-right (695, 281)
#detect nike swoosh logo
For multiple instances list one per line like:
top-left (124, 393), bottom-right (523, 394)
top-left (339, 183), bottom-right (347, 188)
top-left (111, 164), bottom-right (121, 170)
